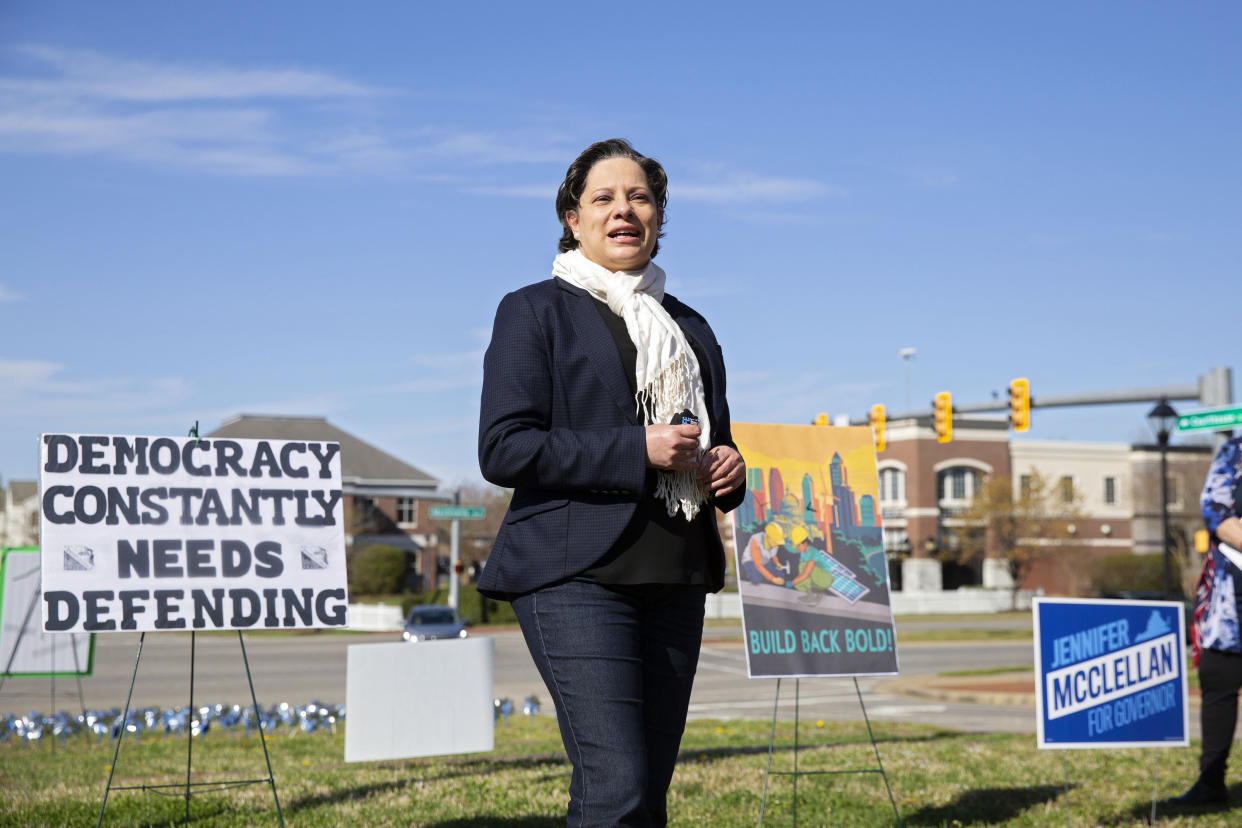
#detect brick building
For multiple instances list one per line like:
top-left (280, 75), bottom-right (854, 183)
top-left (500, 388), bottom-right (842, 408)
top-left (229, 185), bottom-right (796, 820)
top-left (874, 415), bottom-right (1214, 596)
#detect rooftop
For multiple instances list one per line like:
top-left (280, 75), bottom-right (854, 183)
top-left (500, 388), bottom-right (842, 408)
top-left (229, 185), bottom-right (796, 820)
top-left (209, 415), bottom-right (438, 488)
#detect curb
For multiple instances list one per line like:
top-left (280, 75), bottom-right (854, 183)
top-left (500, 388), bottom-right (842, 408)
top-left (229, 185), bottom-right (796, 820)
top-left (878, 672), bottom-right (1202, 710)
top-left (877, 673), bottom-right (1036, 708)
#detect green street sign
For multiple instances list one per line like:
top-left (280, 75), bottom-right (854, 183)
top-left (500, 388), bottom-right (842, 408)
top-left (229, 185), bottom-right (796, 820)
top-left (1176, 406), bottom-right (1242, 433)
top-left (429, 505), bottom-right (485, 520)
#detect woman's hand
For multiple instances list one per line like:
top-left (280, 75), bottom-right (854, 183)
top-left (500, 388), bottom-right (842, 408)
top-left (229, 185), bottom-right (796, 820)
top-left (645, 424), bottom-right (702, 470)
top-left (1218, 516), bottom-right (1242, 550)
top-left (697, 445), bottom-right (745, 497)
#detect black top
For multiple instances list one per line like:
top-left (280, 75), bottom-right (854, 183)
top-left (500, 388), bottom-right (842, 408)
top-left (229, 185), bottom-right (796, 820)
top-left (580, 298), bottom-right (714, 585)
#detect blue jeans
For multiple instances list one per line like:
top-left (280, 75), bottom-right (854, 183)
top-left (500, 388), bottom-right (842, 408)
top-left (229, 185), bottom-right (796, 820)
top-left (512, 580), bottom-right (706, 827)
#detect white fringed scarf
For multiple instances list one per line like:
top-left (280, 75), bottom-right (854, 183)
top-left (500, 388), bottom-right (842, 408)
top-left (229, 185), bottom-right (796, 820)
top-left (552, 248), bottom-right (709, 520)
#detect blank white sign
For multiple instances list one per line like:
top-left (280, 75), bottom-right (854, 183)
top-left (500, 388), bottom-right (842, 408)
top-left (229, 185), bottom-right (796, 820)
top-left (344, 637), bottom-right (494, 762)
top-left (1, 548), bottom-right (93, 676)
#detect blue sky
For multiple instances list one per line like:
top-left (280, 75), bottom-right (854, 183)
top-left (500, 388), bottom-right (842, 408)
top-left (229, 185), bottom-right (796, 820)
top-left (2, 2), bottom-right (1238, 488)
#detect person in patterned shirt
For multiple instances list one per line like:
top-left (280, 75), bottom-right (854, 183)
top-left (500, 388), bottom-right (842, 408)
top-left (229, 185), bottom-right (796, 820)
top-left (1175, 433), bottom-right (1242, 806)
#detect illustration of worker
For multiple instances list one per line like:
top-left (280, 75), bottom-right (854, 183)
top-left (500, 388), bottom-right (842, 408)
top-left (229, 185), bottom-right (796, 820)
top-left (742, 523), bottom-right (793, 586)
top-left (786, 525), bottom-right (835, 603)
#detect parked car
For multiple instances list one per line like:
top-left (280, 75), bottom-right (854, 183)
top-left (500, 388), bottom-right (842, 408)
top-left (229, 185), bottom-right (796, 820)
top-left (403, 605), bottom-right (468, 642)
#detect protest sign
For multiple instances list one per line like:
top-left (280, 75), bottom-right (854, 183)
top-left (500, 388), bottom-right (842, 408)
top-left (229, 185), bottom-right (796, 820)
top-left (1034, 597), bottom-right (1188, 749)
top-left (732, 423), bottom-right (898, 677)
top-left (1, 547), bottom-right (94, 675)
top-left (38, 433), bottom-right (348, 633)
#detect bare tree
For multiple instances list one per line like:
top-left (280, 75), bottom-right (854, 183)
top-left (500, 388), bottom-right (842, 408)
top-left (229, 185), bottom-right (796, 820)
top-left (956, 469), bottom-right (1085, 606)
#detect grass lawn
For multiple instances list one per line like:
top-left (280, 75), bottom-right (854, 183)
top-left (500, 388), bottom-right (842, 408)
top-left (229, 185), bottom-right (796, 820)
top-left (1, 717), bottom-right (1231, 826)
top-left (892, 611), bottom-right (1032, 625)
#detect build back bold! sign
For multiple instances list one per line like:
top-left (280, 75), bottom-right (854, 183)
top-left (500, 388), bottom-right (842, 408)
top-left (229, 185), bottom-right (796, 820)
top-left (39, 434), bottom-right (349, 633)
top-left (731, 423), bottom-right (898, 678)
top-left (1034, 597), bottom-right (1188, 749)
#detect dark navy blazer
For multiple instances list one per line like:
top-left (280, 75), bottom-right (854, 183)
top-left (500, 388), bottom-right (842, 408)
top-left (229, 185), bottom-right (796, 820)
top-left (477, 276), bottom-right (745, 599)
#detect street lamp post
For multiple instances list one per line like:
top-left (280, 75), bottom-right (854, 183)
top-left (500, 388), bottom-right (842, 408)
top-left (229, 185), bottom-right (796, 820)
top-left (1147, 399), bottom-right (1178, 598)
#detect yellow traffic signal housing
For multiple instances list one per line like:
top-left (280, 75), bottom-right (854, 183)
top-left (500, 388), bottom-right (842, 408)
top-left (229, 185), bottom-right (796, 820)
top-left (869, 404), bottom-right (887, 452)
top-left (1009, 377), bottom-right (1031, 432)
top-left (933, 391), bottom-right (953, 443)
top-left (812, 412), bottom-right (828, 426)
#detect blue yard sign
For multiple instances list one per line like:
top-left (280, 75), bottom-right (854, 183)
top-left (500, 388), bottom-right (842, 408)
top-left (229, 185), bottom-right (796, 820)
top-left (1034, 598), bottom-right (1188, 749)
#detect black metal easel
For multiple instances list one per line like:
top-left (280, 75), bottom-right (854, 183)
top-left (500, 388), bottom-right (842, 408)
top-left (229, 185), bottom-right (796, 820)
top-left (94, 422), bottom-right (286, 826)
top-left (758, 677), bottom-right (902, 826)
top-left (95, 630), bottom-right (285, 826)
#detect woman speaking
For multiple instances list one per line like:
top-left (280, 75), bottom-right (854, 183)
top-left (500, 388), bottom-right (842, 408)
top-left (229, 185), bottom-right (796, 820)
top-left (478, 139), bottom-right (745, 826)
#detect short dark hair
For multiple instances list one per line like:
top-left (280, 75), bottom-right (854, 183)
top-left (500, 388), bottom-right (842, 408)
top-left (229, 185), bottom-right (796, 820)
top-left (555, 138), bottom-right (668, 256)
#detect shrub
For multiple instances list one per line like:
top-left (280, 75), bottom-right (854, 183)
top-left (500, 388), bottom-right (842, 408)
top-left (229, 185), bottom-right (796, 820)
top-left (348, 544), bottom-right (407, 596)
top-left (1090, 552), bottom-right (1167, 596)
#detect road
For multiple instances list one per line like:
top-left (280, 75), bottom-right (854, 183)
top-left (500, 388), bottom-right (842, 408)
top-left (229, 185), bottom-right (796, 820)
top-left (0, 627), bottom-right (1038, 734)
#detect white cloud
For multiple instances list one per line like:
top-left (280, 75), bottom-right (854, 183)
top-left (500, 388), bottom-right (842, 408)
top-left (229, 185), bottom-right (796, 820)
top-left (0, 283), bottom-right (21, 302)
top-left (673, 169), bottom-right (844, 205)
top-left (0, 45), bottom-right (409, 176)
top-left (464, 184), bottom-right (553, 199)
top-left (0, 46), bottom-right (578, 177)
top-left (0, 358), bottom-right (62, 386)
top-left (412, 128), bottom-right (570, 165)
top-left (5, 45), bottom-right (382, 103)
top-left (0, 44), bottom-right (387, 176)
top-left (0, 358), bottom-right (191, 422)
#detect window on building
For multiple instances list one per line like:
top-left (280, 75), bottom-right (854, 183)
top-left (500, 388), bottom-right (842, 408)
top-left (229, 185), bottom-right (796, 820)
top-left (1103, 476), bottom-right (1116, 505)
top-left (397, 497), bottom-right (418, 525)
top-left (1165, 476), bottom-right (1181, 507)
top-left (354, 496), bottom-right (374, 517)
top-left (1019, 475), bottom-right (1032, 500)
top-left (882, 527), bottom-right (909, 555)
top-left (1058, 476), bottom-right (1074, 503)
top-left (879, 468), bottom-right (905, 503)
top-left (937, 467), bottom-right (984, 503)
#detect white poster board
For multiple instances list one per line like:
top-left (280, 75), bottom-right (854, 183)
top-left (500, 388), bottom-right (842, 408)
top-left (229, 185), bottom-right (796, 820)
top-left (344, 638), bottom-right (494, 762)
top-left (38, 433), bottom-right (348, 633)
top-left (1, 548), bottom-right (93, 676)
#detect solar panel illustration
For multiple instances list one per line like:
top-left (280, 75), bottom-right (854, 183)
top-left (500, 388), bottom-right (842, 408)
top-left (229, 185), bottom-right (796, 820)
top-left (819, 555), bottom-right (869, 603)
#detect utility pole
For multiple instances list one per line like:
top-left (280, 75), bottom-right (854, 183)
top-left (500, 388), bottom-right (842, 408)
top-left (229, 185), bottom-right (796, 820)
top-left (449, 490), bottom-right (461, 610)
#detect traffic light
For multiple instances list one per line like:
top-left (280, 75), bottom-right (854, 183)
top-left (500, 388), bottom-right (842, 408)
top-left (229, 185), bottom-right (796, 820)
top-left (813, 412), bottom-right (828, 426)
top-left (869, 404), bottom-right (887, 452)
top-left (1009, 377), bottom-right (1031, 432)
top-left (932, 391), bottom-right (953, 443)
